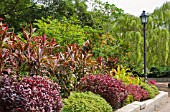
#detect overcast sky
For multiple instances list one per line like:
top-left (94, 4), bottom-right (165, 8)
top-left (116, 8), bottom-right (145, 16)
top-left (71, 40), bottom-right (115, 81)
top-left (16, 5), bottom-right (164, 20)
top-left (103, 0), bottom-right (170, 16)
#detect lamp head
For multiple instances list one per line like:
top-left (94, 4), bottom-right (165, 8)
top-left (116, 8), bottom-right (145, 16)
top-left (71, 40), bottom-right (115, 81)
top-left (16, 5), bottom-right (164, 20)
top-left (140, 11), bottom-right (148, 24)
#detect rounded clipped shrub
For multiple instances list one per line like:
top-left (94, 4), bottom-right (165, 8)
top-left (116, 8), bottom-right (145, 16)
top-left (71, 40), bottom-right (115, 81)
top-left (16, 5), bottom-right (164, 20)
top-left (80, 74), bottom-right (128, 109)
top-left (62, 91), bottom-right (113, 112)
top-left (0, 75), bottom-right (63, 112)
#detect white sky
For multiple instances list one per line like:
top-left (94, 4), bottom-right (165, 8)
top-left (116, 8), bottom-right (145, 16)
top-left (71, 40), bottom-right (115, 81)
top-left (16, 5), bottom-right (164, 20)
top-left (103, 0), bottom-right (170, 16)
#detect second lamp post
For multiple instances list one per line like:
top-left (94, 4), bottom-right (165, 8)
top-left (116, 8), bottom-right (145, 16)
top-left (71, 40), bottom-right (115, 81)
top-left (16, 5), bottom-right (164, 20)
top-left (140, 11), bottom-right (148, 83)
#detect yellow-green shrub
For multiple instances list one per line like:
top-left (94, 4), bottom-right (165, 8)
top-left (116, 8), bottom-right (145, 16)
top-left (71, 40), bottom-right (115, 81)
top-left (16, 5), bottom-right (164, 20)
top-left (140, 83), bottom-right (159, 98)
top-left (62, 91), bottom-right (112, 112)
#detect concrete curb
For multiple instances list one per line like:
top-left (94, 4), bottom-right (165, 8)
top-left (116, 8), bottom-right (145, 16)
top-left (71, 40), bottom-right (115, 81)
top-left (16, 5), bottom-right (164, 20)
top-left (116, 91), bottom-right (168, 112)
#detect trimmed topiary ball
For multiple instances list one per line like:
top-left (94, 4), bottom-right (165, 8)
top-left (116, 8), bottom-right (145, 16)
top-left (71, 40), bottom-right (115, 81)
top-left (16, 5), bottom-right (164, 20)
top-left (80, 74), bottom-right (128, 109)
top-left (62, 91), bottom-right (113, 112)
top-left (0, 75), bottom-right (63, 112)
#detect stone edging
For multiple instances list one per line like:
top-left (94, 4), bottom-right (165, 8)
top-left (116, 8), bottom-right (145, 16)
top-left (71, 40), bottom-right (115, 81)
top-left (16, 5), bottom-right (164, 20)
top-left (116, 91), bottom-right (168, 112)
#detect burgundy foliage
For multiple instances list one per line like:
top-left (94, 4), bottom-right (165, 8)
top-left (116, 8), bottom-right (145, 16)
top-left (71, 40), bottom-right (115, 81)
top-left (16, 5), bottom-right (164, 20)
top-left (148, 80), bottom-right (157, 85)
top-left (96, 56), bottom-right (118, 74)
top-left (80, 74), bottom-right (128, 108)
top-left (126, 84), bottom-right (148, 101)
top-left (0, 20), bottom-right (94, 97)
top-left (0, 75), bottom-right (63, 112)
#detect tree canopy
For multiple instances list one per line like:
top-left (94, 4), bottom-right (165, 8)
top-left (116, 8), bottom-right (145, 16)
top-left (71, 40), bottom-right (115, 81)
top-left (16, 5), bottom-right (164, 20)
top-left (0, 0), bottom-right (170, 73)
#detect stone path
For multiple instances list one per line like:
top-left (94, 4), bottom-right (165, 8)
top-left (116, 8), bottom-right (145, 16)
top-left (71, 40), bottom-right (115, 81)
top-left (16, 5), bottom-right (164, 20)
top-left (155, 82), bottom-right (170, 112)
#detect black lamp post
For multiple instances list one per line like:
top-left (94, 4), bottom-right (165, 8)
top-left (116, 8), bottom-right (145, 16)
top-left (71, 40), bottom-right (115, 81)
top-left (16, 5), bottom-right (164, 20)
top-left (140, 11), bottom-right (148, 83)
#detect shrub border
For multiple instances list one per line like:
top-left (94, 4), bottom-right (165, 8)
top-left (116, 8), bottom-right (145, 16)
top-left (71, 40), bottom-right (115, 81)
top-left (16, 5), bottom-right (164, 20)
top-left (116, 91), bottom-right (168, 112)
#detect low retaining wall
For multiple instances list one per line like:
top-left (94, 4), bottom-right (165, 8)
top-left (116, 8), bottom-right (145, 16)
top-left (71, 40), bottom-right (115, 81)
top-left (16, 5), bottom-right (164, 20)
top-left (116, 91), bottom-right (168, 112)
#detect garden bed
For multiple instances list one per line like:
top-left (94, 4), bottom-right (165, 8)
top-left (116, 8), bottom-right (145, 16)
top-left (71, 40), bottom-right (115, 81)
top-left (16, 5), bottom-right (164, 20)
top-left (116, 91), bottom-right (168, 112)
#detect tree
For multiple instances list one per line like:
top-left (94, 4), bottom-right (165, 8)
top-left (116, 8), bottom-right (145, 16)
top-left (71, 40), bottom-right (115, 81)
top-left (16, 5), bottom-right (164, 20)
top-left (88, 0), bottom-right (123, 32)
top-left (0, 0), bottom-right (45, 31)
top-left (151, 2), bottom-right (170, 32)
top-left (109, 2), bottom-right (170, 72)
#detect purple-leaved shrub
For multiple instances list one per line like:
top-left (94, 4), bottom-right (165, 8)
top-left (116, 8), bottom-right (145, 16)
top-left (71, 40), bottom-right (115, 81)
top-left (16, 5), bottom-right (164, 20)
top-left (80, 74), bottom-right (128, 109)
top-left (148, 80), bottom-right (157, 85)
top-left (0, 75), bottom-right (63, 112)
top-left (126, 84), bottom-right (148, 101)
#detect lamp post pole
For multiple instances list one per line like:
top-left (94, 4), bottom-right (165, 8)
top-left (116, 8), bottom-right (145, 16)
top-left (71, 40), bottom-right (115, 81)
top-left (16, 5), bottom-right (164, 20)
top-left (143, 22), bottom-right (147, 83)
top-left (140, 11), bottom-right (148, 83)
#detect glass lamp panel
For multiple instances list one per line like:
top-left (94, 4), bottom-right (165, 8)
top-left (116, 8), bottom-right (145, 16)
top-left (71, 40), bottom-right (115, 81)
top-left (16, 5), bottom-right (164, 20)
top-left (141, 16), bottom-right (148, 24)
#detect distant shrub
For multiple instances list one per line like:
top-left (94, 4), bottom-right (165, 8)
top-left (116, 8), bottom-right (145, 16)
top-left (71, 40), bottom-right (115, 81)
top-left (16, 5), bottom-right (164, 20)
top-left (0, 75), bottom-right (63, 112)
top-left (80, 74), bottom-right (128, 109)
top-left (126, 84), bottom-right (148, 101)
top-left (62, 91), bottom-right (112, 112)
top-left (148, 80), bottom-right (157, 85)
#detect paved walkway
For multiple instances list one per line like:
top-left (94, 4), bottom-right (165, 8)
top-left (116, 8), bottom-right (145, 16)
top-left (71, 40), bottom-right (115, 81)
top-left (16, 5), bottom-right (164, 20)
top-left (155, 82), bottom-right (170, 112)
top-left (154, 97), bottom-right (170, 112)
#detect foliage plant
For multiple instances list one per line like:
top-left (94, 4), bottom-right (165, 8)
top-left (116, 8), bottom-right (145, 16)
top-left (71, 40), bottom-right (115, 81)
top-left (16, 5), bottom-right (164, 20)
top-left (34, 17), bottom-right (88, 46)
top-left (148, 66), bottom-right (170, 78)
top-left (0, 20), bottom-right (92, 98)
top-left (125, 95), bottom-right (134, 105)
top-left (62, 91), bottom-right (113, 112)
top-left (94, 56), bottom-right (118, 74)
top-left (79, 74), bottom-right (128, 109)
top-left (91, 34), bottom-right (130, 65)
top-left (53, 42), bottom-right (94, 97)
top-left (150, 84), bottom-right (160, 95)
top-left (112, 66), bottom-right (143, 86)
top-left (0, 20), bottom-right (93, 97)
top-left (0, 19), bottom-right (17, 75)
top-left (126, 84), bottom-right (148, 101)
top-left (140, 83), bottom-right (159, 98)
top-left (148, 80), bottom-right (157, 85)
top-left (0, 75), bottom-right (63, 112)
top-left (34, 17), bottom-right (128, 63)
top-left (0, 21), bottom-right (60, 76)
